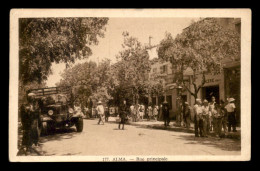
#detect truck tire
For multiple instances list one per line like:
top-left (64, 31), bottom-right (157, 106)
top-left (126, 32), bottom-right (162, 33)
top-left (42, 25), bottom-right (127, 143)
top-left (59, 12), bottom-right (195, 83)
top-left (76, 118), bottom-right (83, 132)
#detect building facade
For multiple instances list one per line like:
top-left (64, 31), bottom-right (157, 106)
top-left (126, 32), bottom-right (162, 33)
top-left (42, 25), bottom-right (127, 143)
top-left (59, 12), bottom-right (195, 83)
top-left (148, 18), bottom-right (241, 123)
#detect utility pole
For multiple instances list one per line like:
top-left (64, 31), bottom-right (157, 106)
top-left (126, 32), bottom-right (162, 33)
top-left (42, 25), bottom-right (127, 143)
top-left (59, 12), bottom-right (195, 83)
top-left (149, 36), bottom-right (152, 47)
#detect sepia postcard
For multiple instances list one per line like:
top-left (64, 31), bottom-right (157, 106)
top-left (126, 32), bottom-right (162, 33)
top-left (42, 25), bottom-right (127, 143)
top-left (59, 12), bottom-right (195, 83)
top-left (9, 9), bottom-right (251, 162)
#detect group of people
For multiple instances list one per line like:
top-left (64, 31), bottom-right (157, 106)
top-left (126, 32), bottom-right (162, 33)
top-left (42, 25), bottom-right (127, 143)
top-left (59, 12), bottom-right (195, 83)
top-left (95, 99), bottom-right (128, 130)
top-left (129, 103), bottom-right (159, 122)
top-left (193, 96), bottom-right (237, 138)
top-left (93, 96), bottom-right (237, 136)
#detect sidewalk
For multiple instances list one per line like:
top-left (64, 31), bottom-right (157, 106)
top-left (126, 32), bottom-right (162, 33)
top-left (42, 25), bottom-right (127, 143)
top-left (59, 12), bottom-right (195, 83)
top-left (105, 117), bottom-right (241, 140)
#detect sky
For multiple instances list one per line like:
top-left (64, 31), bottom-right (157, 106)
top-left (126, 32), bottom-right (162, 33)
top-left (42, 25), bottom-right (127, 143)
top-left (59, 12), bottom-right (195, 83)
top-left (46, 18), bottom-right (199, 87)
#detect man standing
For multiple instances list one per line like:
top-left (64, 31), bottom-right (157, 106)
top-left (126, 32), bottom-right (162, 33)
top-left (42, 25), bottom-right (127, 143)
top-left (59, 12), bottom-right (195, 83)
top-left (194, 99), bottom-right (203, 137)
top-left (97, 101), bottom-right (105, 125)
top-left (183, 102), bottom-right (191, 129)
top-left (118, 99), bottom-right (128, 130)
top-left (135, 104), bottom-right (139, 122)
top-left (104, 106), bottom-right (109, 122)
top-left (130, 103), bottom-right (135, 122)
top-left (220, 100), bottom-right (227, 133)
top-left (225, 98), bottom-right (237, 132)
top-left (153, 105), bottom-right (159, 121)
top-left (209, 96), bottom-right (216, 132)
top-left (147, 103), bottom-right (153, 121)
top-left (212, 103), bottom-right (223, 138)
top-left (202, 100), bottom-right (210, 137)
top-left (20, 93), bottom-right (40, 155)
top-left (139, 104), bottom-right (145, 121)
top-left (162, 101), bottom-right (170, 127)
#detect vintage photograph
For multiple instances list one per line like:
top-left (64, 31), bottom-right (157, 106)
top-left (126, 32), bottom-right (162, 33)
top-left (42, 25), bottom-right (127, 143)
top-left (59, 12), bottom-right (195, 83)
top-left (9, 9), bottom-right (251, 162)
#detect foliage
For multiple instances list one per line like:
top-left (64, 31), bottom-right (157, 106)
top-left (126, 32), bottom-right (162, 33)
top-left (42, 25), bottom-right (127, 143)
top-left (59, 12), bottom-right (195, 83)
top-left (19, 17), bottom-right (109, 85)
top-left (157, 18), bottom-right (240, 99)
top-left (57, 59), bottom-right (116, 106)
top-left (18, 80), bottom-right (46, 107)
top-left (114, 32), bottom-right (151, 104)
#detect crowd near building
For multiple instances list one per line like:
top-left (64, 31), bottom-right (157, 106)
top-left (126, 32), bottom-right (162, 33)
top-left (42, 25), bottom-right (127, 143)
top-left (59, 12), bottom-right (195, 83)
top-left (148, 18), bottom-right (241, 126)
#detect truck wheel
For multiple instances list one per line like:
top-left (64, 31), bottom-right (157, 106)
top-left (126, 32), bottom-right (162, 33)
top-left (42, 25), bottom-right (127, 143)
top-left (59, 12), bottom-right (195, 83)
top-left (76, 118), bottom-right (83, 132)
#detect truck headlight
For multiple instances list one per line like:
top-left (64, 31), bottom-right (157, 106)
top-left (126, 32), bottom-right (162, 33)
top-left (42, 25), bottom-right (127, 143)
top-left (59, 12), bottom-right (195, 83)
top-left (68, 108), bottom-right (74, 114)
top-left (48, 110), bottom-right (54, 116)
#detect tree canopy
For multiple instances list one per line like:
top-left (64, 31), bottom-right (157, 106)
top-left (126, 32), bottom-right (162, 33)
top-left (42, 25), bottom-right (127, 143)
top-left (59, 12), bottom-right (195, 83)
top-left (57, 59), bottom-right (116, 106)
top-left (19, 18), bottom-right (109, 85)
top-left (158, 18), bottom-right (240, 99)
top-left (114, 32), bottom-right (151, 104)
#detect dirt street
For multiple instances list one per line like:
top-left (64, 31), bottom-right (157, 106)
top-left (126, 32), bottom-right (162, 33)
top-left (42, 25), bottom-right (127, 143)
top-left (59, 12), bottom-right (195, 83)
top-left (25, 119), bottom-right (241, 156)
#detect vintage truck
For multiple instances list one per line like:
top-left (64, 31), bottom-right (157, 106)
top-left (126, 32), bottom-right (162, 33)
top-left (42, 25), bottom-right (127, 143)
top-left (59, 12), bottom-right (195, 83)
top-left (28, 86), bottom-right (84, 135)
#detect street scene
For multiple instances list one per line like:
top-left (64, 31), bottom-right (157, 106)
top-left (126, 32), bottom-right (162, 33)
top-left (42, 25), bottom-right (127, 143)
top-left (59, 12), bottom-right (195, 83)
top-left (12, 10), bottom-right (246, 160)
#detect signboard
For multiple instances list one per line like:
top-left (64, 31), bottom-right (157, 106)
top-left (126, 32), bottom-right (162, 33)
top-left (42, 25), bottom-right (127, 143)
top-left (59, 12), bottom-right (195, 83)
top-left (197, 74), bottom-right (221, 87)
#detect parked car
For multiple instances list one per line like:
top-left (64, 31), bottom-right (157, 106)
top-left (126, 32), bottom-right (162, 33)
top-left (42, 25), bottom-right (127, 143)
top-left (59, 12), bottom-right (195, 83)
top-left (28, 86), bottom-right (84, 135)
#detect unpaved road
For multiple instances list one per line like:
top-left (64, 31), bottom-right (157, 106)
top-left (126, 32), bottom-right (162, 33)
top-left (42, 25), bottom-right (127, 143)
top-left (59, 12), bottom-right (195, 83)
top-left (28, 119), bottom-right (241, 156)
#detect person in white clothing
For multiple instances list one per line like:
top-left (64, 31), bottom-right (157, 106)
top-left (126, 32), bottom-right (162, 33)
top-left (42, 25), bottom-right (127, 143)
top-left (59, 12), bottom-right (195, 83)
top-left (153, 105), bottom-right (159, 121)
top-left (209, 96), bottom-right (216, 131)
top-left (202, 100), bottom-right (210, 137)
top-left (139, 104), bottom-right (145, 121)
top-left (225, 98), bottom-right (237, 132)
top-left (130, 104), bottom-right (136, 122)
top-left (194, 99), bottom-right (203, 137)
top-left (96, 100), bottom-right (105, 125)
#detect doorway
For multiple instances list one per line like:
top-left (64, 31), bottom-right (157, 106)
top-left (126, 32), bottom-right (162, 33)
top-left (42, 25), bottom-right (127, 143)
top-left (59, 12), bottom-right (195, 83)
top-left (202, 86), bottom-right (219, 103)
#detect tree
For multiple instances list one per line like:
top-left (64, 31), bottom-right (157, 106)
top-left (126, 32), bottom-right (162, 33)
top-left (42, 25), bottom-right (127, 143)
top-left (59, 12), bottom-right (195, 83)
top-left (158, 18), bottom-right (240, 100)
top-left (57, 59), bottom-right (116, 106)
top-left (57, 61), bottom-right (97, 105)
top-left (115, 32), bottom-right (151, 105)
top-left (19, 18), bottom-right (109, 85)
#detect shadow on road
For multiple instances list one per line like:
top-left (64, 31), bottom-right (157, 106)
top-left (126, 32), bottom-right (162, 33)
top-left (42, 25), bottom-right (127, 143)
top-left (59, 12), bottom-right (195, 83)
top-left (40, 127), bottom-right (77, 143)
top-left (177, 134), bottom-right (241, 152)
top-left (130, 123), bottom-right (241, 152)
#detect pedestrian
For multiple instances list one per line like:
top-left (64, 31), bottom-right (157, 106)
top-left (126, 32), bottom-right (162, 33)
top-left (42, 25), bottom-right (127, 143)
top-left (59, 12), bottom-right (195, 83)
top-left (212, 103), bottom-right (223, 138)
top-left (220, 100), bottom-right (228, 133)
top-left (194, 99), bottom-right (203, 137)
top-left (105, 106), bottom-right (109, 122)
top-left (83, 106), bottom-right (88, 118)
top-left (183, 102), bottom-right (191, 129)
top-left (176, 97), bottom-right (182, 126)
top-left (97, 101), bottom-right (105, 125)
top-left (139, 104), bottom-right (145, 121)
top-left (19, 93), bottom-right (41, 155)
top-left (147, 103), bottom-right (153, 121)
top-left (135, 104), bottom-right (139, 122)
top-left (162, 101), bottom-right (170, 127)
top-left (130, 103), bottom-right (135, 122)
top-left (118, 99), bottom-right (128, 130)
top-left (159, 104), bottom-right (163, 121)
top-left (153, 105), bottom-right (159, 121)
top-left (209, 96), bottom-right (216, 132)
top-left (225, 98), bottom-right (237, 132)
top-left (202, 100), bottom-right (210, 137)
